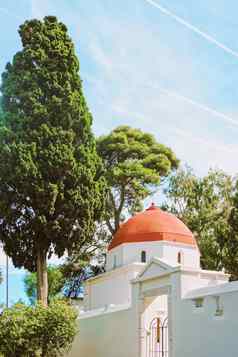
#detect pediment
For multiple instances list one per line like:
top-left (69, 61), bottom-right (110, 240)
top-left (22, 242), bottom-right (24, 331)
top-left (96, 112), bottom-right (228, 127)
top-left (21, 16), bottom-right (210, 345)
top-left (138, 258), bottom-right (178, 281)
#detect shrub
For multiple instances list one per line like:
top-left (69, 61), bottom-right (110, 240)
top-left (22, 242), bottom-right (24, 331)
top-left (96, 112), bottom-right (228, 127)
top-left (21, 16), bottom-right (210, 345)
top-left (0, 300), bottom-right (78, 357)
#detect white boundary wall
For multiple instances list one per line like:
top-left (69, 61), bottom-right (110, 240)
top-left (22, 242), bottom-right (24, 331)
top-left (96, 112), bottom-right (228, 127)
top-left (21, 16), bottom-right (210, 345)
top-left (67, 304), bottom-right (138, 357)
top-left (84, 263), bottom-right (144, 310)
top-left (174, 281), bottom-right (238, 357)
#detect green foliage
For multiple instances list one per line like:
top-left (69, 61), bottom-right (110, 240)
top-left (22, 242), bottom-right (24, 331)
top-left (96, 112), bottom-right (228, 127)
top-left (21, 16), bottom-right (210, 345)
top-left (0, 98), bottom-right (6, 128)
top-left (62, 256), bottom-right (105, 298)
top-left (0, 300), bottom-right (77, 357)
top-left (163, 167), bottom-right (234, 271)
top-left (97, 125), bottom-right (179, 234)
top-left (0, 16), bottom-right (106, 302)
top-left (24, 266), bottom-right (66, 304)
top-left (223, 182), bottom-right (238, 280)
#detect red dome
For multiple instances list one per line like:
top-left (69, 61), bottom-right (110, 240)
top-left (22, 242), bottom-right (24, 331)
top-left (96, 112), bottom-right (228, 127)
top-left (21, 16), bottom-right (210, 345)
top-left (108, 203), bottom-right (197, 251)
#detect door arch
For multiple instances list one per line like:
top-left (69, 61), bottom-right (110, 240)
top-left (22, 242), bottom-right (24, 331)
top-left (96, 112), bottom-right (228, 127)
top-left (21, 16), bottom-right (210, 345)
top-left (146, 316), bottom-right (168, 357)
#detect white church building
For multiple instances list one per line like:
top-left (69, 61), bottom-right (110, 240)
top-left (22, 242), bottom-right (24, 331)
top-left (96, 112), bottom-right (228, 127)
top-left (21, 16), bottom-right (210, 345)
top-left (68, 203), bottom-right (238, 357)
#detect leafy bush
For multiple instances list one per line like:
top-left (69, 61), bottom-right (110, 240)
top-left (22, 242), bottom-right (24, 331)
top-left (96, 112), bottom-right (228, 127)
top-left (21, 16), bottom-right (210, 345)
top-left (0, 300), bottom-right (78, 357)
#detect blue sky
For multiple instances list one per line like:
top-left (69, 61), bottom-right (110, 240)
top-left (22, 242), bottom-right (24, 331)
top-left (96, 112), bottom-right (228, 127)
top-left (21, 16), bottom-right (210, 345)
top-left (0, 265), bottom-right (27, 306)
top-left (1, 0), bottom-right (238, 304)
top-left (1, 0), bottom-right (238, 176)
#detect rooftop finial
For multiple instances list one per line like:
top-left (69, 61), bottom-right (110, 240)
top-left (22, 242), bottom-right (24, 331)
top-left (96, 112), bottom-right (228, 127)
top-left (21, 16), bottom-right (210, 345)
top-left (146, 202), bottom-right (157, 210)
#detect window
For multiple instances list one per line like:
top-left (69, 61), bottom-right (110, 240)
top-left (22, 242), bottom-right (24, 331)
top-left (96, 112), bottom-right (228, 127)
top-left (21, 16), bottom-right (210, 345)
top-left (141, 251), bottom-right (146, 263)
top-left (193, 297), bottom-right (204, 308)
top-left (113, 255), bottom-right (117, 269)
top-left (156, 318), bottom-right (161, 343)
top-left (178, 251), bottom-right (184, 264)
top-left (214, 296), bottom-right (223, 317)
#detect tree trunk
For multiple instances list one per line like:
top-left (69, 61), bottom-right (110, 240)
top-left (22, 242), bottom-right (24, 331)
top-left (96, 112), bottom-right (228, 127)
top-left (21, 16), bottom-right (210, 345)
top-left (36, 249), bottom-right (48, 307)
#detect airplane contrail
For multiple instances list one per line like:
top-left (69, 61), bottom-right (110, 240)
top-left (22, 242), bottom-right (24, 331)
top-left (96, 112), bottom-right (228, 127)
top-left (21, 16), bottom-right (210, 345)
top-left (148, 83), bottom-right (238, 128)
top-left (144, 0), bottom-right (238, 60)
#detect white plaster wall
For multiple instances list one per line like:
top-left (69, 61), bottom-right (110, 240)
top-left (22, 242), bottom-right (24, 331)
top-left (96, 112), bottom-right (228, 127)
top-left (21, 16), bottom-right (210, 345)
top-left (162, 243), bottom-right (200, 268)
top-left (106, 245), bottom-right (124, 270)
top-left (143, 295), bottom-right (168, 329)
top-left (67, 306), bottom-right (138, 357)
top-left (180, 271), bottom-right (228, 298)
top-left (123, 242), bottom-right (163, 266)
top-left (138, 268), bottom-right (229, 357)
top-left (106, 241), bottom-right (200, 271)
top-left (106, 242), bottom-right (162, 271)
top-left (67, 263), bottom-right (235, 357)
top-left (84, 264), bottom-right (144, 310)
top-left (174, 289), bottom-right (238, 357)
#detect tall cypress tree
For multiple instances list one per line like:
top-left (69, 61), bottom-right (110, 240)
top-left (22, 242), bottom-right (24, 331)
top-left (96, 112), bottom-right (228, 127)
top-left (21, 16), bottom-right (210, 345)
top-left (0, 16), bottom-right (106, 306)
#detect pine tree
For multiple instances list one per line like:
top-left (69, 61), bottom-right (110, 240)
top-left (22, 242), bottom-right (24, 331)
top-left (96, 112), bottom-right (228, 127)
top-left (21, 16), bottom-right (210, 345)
top-left (97, 125), bottom-right (179, 234)
top-left (0, 16), bottom-right (106, 306)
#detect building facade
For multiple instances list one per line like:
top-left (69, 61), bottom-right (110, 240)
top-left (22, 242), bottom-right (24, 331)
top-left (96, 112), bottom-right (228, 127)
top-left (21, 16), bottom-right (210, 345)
top-left (68, 204), bottom-right (238, 357)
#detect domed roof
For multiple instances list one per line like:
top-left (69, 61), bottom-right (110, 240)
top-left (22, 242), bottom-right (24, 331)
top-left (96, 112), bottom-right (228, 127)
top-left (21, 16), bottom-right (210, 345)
top-left (108, 203), bottom-right (197, 251)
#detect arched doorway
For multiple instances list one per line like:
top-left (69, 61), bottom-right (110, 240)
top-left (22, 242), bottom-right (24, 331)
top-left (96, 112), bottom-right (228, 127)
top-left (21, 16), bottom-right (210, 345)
top-left (146, 316), bottom-right (168, 357)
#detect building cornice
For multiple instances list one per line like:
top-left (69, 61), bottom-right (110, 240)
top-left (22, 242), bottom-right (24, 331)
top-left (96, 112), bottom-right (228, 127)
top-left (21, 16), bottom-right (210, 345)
top-left (108, 239), bottom-right (199, 254)
top-left (86, 262), bottom-right (145, 285)
top-left (131, 257), bottom-right (229, 284)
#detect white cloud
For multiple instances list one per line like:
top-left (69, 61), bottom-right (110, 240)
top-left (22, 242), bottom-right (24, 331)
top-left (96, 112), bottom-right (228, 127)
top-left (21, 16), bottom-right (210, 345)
top-left (25, 1), bottom-right (238, 176)
top-left (81, 15), bottom-right (238, 176)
